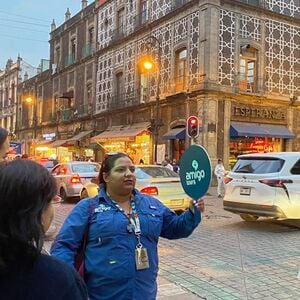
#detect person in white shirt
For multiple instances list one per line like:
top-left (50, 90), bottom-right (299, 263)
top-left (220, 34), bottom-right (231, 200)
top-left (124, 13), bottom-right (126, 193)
top-left (214, 159), bottom-right (226, 198)
top-left (162, 157), bottom-right (173, 171)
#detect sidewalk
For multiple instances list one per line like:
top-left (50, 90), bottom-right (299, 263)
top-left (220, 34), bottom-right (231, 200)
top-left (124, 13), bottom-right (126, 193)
top-left (157, 276), bottom-right (201, 299)
top-left (157, 186), bottom-right (217, 299)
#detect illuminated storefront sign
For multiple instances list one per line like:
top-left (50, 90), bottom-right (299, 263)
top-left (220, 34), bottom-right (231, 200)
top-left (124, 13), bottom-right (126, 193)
top-left (232, 104), bottom-right (286, 122)
top-left (42, 132), bottom-right (56, 140)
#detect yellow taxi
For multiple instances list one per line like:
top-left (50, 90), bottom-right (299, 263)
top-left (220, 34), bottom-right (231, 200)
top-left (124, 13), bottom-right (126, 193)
top-left (80, 165), bottom-right (190, 213)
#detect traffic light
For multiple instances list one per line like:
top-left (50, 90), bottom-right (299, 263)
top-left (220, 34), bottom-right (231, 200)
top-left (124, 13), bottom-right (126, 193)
top-left (186, 116), bottom-right (199, 138)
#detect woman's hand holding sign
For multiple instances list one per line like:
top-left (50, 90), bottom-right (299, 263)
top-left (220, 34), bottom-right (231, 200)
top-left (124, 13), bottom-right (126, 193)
top-left (189, 198), bottom-right (205, 213)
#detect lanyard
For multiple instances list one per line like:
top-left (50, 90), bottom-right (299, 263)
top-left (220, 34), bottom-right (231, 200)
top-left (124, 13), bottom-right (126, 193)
top-left (109, 196), bottom-right (142, 242)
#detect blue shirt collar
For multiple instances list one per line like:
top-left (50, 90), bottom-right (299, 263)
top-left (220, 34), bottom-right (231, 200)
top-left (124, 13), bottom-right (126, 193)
top-left (98, 187), bottom-right (142, 206)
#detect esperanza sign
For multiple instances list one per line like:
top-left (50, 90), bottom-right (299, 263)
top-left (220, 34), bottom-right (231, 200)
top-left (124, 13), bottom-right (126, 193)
top-left (179, 144), bottom-right (212, 200)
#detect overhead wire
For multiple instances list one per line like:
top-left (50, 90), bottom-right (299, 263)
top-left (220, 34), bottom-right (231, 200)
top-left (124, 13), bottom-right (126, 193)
top-left (0, 33), bottom-right (48, 43)
top-left (0, 10), bottom-right (50, 23)
top-left (0, 23), bottom-right (48, 34)
top-left (0, 18), bottom-right (49, 27)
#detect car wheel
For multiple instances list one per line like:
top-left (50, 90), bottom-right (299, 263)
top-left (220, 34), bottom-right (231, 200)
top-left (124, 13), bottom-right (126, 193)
top-left (240, 214), bottom-right (259, 222)
top-left (80, 189), bottom-right (89, 199)
top-left (60, 188), bottom-right (68, 202)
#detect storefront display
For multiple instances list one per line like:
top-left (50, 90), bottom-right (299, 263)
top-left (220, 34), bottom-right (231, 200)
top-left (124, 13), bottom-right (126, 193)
top-left (91, 123), bottom-right (151, 164)
top-left (101, 132), bottom-right (151, 164)
top-left (229, 137), bottom-right (283, 168)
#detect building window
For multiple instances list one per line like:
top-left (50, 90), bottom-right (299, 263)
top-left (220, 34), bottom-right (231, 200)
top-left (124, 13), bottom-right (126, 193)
top-left (115, 72), bottom-right (124, 104)
top-left (87, 84), bottom-right (92, 104)
top-left (11, 83), bottom-right (15, 103)
top-left (175, 48), bottom-right (187, 91)
top-left (71, 38), bottom-right (76, 62)
top-left (88, 27), bottom-right (94, 44)
top-left (117, 8), bottom-right (125, 36)
top-left (140, 0), bottom-right (148, 24)
top-left (55, 47), bottom-right (61, 66)
top-left (239, 46), bottom-right (257, 92)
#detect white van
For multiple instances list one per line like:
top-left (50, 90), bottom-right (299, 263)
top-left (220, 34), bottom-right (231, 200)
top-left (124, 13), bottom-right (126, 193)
top-left (223, 152), bottom-right (300, 221)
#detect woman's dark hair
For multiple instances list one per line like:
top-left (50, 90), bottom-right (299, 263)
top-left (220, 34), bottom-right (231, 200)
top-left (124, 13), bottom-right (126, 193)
top-left (99, 152), bottom-right (133, 188)
top-left (0, 160), bottom-right (57, 275)
top-left (0, 127), bottom-right (8, 147)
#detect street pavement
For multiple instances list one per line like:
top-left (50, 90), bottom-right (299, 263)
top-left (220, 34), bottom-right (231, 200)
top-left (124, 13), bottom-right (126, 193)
top-left (45, 187), bottom-right (300, 300)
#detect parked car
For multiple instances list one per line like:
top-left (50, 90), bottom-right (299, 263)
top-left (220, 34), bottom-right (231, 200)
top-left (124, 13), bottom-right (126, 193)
top-left (80, 165), bottom-right (191, 213)
top-left (51, 161), bottom-right (100, 201)
top-left (223, 152), bottom-right (300, 221)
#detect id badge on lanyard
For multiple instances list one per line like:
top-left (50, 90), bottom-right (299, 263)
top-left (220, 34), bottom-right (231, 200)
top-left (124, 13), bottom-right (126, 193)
top-left (111, 196), bottom-right (149, 270)
top-left (129, 205), bottom-right (149, 270)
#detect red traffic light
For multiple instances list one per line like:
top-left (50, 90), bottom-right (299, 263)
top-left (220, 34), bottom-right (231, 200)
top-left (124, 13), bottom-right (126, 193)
top-left (186, 116), bottom-right (199, 138)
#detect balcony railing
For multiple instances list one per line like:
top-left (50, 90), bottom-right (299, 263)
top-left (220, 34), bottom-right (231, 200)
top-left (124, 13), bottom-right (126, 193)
top-left (108, 89), bottom-right (148, 111)
top-left (76, 103), bottom-right (92, 117)
top-left (239, 0), bottom-right (260, 7)
top-left (58, 108), bottom-right (74, 122)
top-left (173, 0), bottom-right (189, 9)
top-left (65, 53), bottom-right (76, 67)
top-left (134, 10), bottom-right (149, 30)
top-left (82, 43), bottom-right (95, 58)
top-left (239, 79), bottom-right (256, 93)
top-left (174, 75), bottom-right (188, 92)
top-left (112, 26), bottom-right (125, 42)
top-left (45, 112), bottom-right (58, 124)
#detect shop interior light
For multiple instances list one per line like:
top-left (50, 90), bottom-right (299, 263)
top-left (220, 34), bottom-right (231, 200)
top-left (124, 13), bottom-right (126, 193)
top-left (36, 147), bottom-right (49, 151)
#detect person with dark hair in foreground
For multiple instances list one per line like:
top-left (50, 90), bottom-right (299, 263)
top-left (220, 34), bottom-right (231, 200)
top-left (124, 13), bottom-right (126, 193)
top-left (0, 160), bottom-right (88, 300)
top-left (0, 127), bottom-right (9, 161)
top-left (51, 152), bottom-right (204, 300)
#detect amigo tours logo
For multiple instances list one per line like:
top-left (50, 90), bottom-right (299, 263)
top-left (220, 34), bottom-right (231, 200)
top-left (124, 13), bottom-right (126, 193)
top-left (185, 159), bottom-right (205, 186)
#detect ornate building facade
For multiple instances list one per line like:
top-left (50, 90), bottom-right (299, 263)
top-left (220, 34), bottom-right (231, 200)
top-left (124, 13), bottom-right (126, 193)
top-left (17, 1), bottom-right (97, 160)
top-left (0, 57), bottom-right (36, 135)
top-left (92, 0), bottom-right (299, 166)
top-left (11, 0), bottom-right (299, 165)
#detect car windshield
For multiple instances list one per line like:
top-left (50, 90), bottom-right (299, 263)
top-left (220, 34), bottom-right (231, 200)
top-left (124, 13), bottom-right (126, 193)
top-left (232, 157), bottom-right (284, 174)
top-left (136, 166), bottom-right (179, 179)
top-left (71, 163), bottom-right (100, 173)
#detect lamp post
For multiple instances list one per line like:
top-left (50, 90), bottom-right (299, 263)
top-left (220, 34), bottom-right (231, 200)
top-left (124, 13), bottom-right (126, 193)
top-left (141, 36), bottom-right (162, 163)
top-left (25, 93), bottom-right (37, 140)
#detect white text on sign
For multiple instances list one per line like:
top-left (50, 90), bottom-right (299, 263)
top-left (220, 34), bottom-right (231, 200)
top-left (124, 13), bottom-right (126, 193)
top-left (186, 169), bottom-right (205, 185)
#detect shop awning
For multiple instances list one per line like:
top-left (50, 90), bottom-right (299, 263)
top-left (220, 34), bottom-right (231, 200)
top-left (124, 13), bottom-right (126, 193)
top-left (49, 139), bottom-right (68, 148)
top-left (230, 122), bottom-right (295, 139)
top-left (64, 130), bottom-right (93, 145)
top-left (91, 122), bottom-right (150, 142)
top-left (163, 127), bottom-right (186, 140)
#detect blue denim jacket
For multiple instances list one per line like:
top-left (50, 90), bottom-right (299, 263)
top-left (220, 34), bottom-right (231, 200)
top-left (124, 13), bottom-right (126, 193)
top-left (51, 188), bottom-right (201, 300)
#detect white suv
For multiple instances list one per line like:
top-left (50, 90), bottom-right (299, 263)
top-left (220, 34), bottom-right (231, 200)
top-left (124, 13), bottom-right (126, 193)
top-left (223, 152), bottom-right (300, 221)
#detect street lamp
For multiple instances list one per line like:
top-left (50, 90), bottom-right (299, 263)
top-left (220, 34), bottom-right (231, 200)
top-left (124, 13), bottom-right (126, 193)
top-left (140, 36), bottom-right (162, 163)
top-left (24, 94), bottom-right (37, 139)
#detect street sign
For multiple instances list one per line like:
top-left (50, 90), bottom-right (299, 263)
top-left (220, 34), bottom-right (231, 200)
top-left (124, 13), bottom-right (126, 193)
top-left (179, 144), bottom-right (212, 200)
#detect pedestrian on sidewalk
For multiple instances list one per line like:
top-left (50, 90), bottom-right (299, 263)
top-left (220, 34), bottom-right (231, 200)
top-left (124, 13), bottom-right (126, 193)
top-left (0, 160), bottom-right (88, 300)
top-left (0, 127), bottom-right (9, 162)
top-left (51, 152), bottom-right (205, 300)
top-left (214, 158), bottom-right (226, 198)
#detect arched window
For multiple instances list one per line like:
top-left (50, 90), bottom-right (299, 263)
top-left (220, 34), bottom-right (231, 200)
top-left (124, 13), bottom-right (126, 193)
top-left (239, 45), bottom-right (258, 93)
top-left (175, 48), bottom-right (187, 91)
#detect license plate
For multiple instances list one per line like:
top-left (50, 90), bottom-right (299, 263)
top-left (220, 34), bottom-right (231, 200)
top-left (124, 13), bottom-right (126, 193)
top-left (240, 187), bottom-right (251, 195)
top-left (171, 199), bottom-right (183, 205)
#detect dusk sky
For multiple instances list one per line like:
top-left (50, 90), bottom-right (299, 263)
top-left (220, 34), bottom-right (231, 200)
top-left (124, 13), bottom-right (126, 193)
top-left (0, 0), bottom-right (86, 69)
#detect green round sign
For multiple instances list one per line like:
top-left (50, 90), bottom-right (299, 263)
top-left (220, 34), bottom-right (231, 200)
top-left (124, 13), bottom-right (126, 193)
top-left (179, 144), bottom-right (212, 200)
